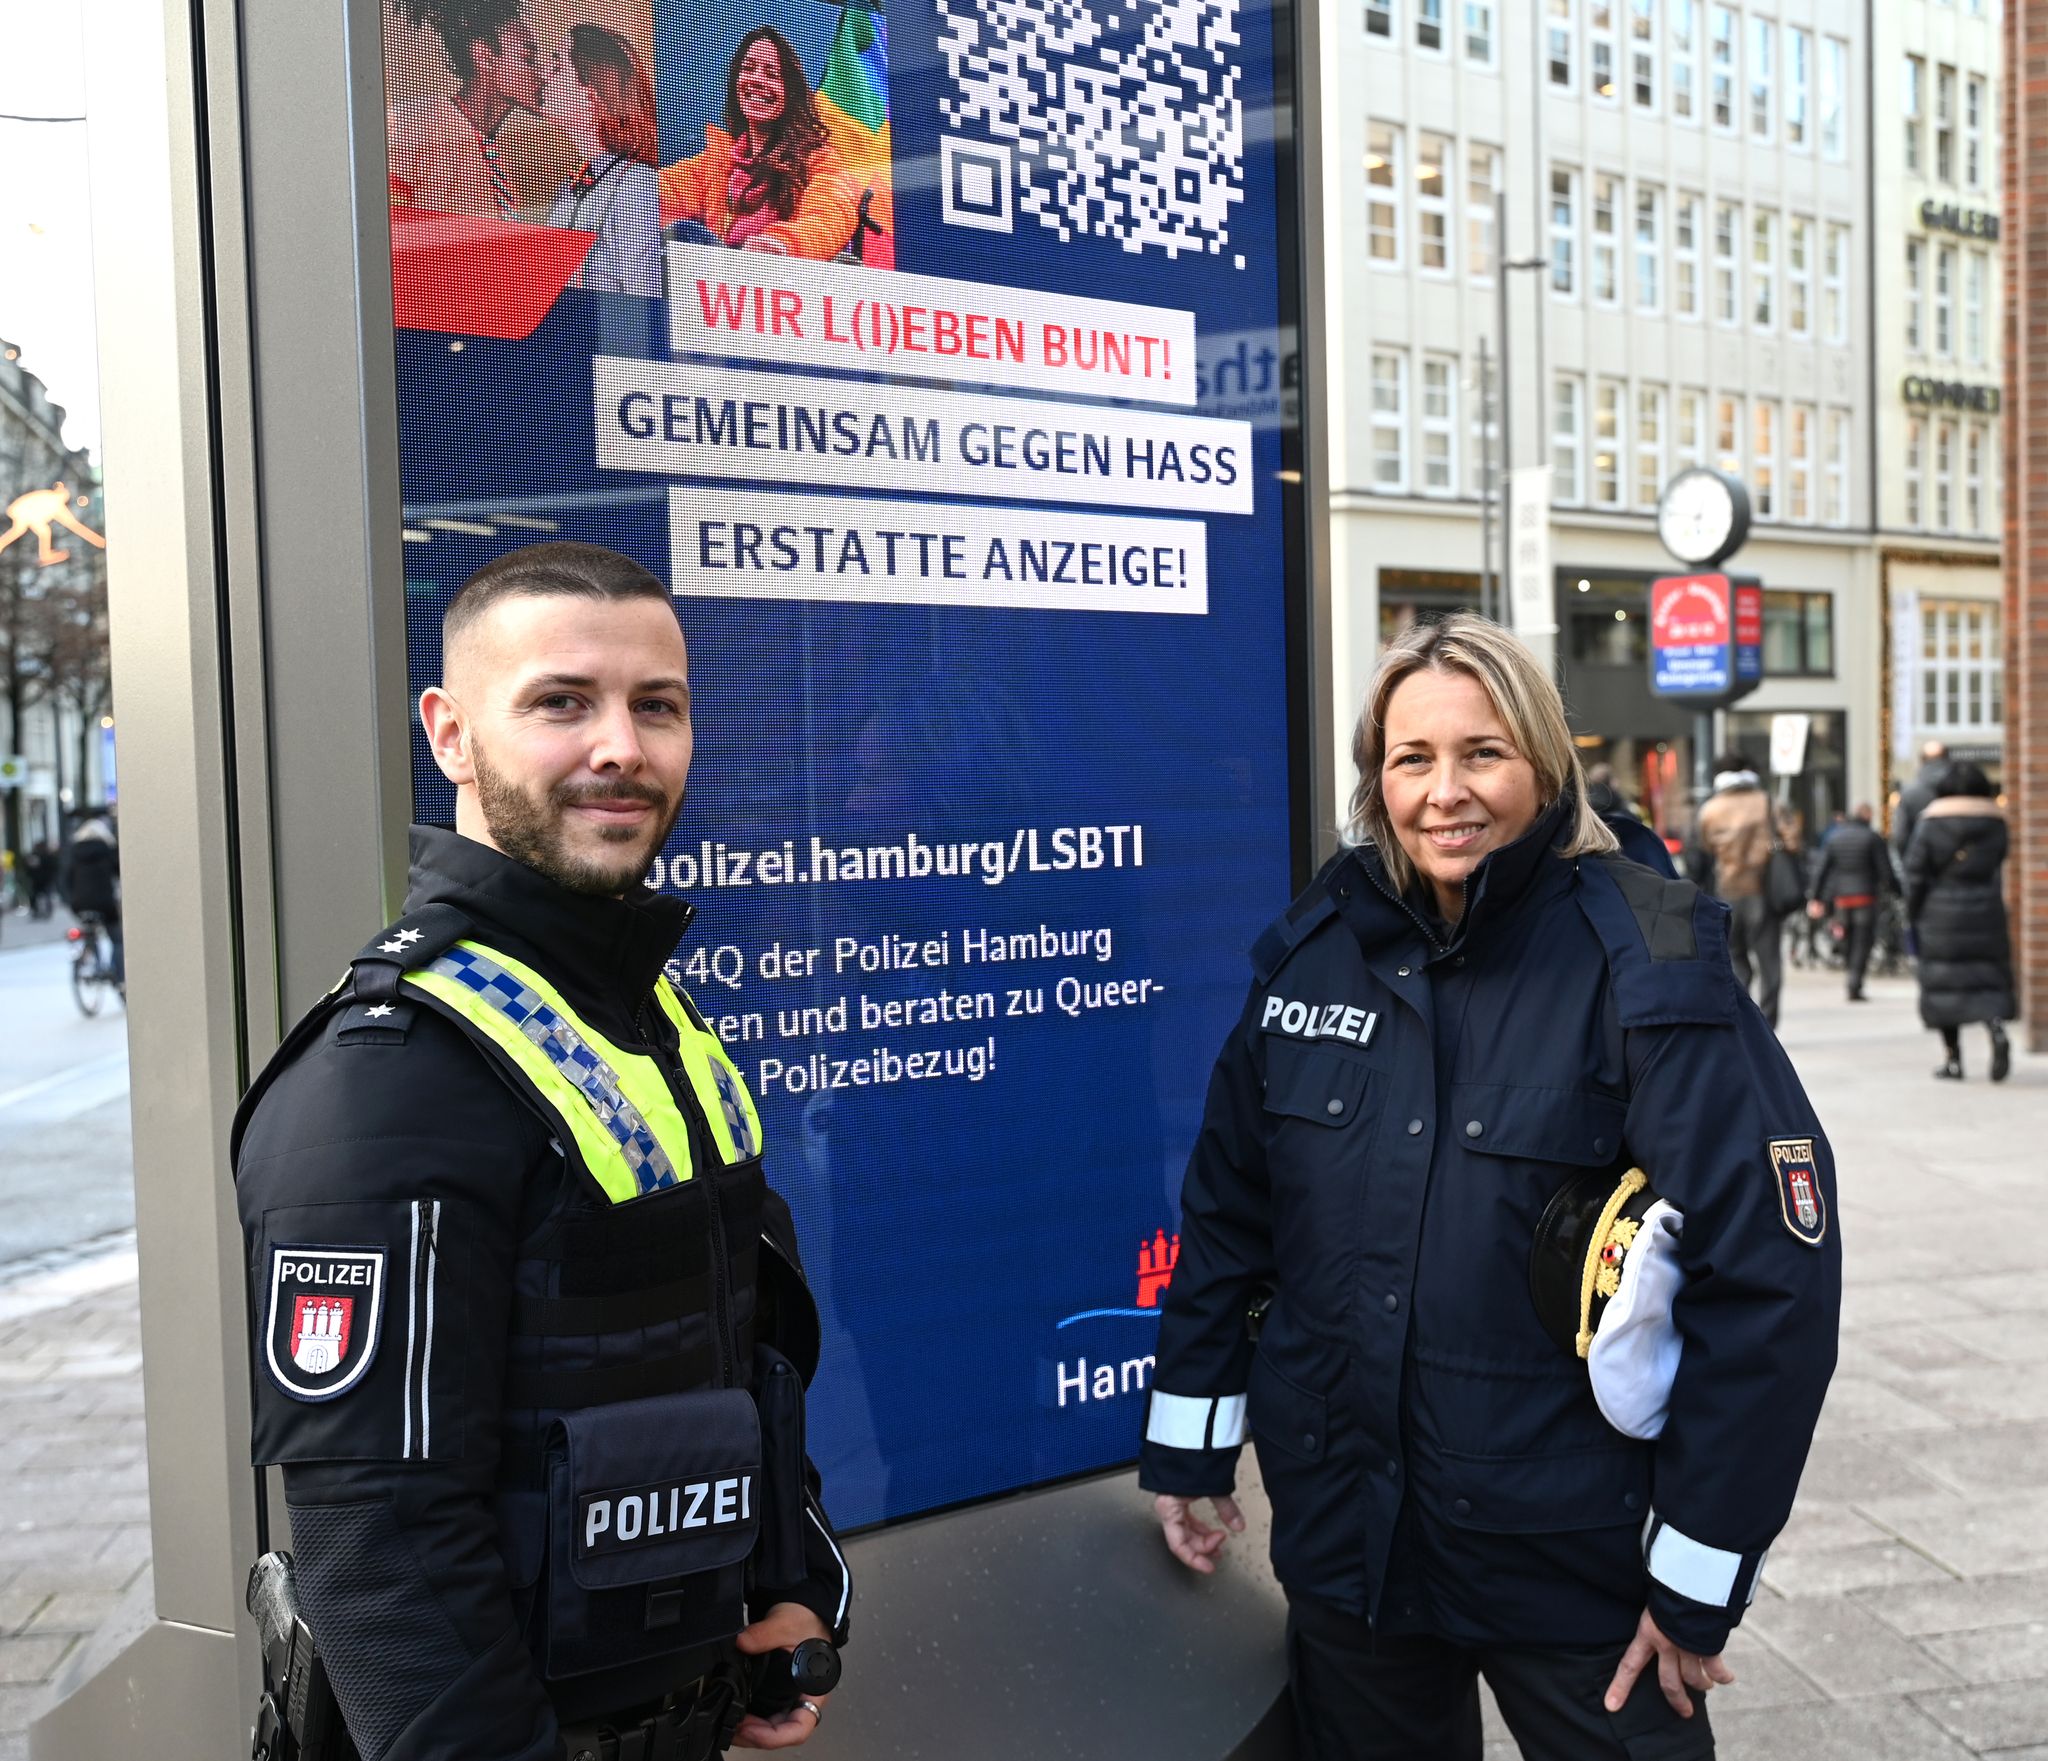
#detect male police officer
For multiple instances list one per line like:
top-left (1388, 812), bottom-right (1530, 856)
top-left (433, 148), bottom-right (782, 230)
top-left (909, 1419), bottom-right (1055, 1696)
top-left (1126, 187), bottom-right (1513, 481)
top-left (235, 543), bottom-right (848, 1761)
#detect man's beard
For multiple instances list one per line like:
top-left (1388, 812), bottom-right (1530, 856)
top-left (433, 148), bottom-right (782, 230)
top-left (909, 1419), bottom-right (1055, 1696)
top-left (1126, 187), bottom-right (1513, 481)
top-left (472, 742), bottom-right (681, 897)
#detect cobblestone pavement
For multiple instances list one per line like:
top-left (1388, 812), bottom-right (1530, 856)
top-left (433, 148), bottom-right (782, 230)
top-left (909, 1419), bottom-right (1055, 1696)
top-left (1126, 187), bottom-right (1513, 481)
top-left (5, 967), bottom-right (2048, 1759)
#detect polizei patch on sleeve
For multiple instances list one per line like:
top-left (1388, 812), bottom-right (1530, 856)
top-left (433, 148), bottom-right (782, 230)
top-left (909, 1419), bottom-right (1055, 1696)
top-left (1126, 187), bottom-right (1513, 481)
top-left (265, 1247), bottom-right (386, 1400)
top-left (579, 1474), bottom-right (755, 1557)
top-left (1767, 1138), bottom-right (1827, 1246)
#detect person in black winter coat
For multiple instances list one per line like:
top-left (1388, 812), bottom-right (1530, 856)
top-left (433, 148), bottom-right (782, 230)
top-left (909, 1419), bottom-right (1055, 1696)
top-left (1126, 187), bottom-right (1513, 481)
top-left (1891, 742), bottom-right (1952, 862)
top-left (58, 812), bottom-right (123, 984)
top-left (1903, 765), bottom-right (2014, 1081)
top-left (1807, 805), bottom-right (1893, 1001)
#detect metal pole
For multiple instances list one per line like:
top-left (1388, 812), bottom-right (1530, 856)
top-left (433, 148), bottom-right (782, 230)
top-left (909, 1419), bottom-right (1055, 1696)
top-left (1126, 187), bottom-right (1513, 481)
top-left (1478, 335), bottom-right (1494, 620)
top-left (1497, 187), bottom-right (1513, 628)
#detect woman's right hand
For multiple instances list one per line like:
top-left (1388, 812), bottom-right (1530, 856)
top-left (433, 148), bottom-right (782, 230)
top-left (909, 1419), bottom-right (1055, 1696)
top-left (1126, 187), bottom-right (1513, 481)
top-left (1155, 1493), bottom-right (1246, 1574)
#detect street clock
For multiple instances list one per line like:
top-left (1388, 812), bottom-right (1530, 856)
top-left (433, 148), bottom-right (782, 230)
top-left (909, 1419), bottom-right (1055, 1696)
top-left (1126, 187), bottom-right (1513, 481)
top-left (1656, 467), bottom-right (1751, 569)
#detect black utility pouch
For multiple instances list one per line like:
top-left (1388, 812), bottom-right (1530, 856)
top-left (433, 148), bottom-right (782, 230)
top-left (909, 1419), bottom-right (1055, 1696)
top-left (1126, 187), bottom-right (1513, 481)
top-left (751, 1345), bottom-right (809, 1589)
top-left (544, 1388), bottom-right (762, 1679)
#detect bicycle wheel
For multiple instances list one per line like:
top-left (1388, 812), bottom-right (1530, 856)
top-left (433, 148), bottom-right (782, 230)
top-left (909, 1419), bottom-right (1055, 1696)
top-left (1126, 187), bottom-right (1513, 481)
top-left (73, 948), bottom-right (105, 1017)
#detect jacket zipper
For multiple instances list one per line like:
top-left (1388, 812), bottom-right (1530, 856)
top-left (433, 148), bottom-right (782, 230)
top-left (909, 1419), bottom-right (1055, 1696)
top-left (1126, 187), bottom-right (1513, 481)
top-left (1361, 861), bottom-right (1462, 956)
top-left (639, 994), bottom-right (738, 1390)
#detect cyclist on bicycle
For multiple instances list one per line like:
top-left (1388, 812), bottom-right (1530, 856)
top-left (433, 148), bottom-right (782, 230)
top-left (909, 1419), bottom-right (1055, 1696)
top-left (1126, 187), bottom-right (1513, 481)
top-left (59, 810), bottom-right (123, 986)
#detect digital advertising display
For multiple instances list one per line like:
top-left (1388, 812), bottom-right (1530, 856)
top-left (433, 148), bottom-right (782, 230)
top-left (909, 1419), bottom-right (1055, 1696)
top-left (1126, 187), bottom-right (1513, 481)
top-left (381, 0), bottom-right (1302, 1527)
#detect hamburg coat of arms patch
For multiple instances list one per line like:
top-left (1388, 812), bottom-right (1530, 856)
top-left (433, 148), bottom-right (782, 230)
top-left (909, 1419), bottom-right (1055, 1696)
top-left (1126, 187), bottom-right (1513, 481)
top-left (1768, 1138), bottom-right (1827, 1246)
top-left (265, 1246), bottom-right (386, 1400)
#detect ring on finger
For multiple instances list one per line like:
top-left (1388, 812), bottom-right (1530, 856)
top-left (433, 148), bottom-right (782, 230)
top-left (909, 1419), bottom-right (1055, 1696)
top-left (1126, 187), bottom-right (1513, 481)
top-left (796, 1699), bottom-right (824, 1725)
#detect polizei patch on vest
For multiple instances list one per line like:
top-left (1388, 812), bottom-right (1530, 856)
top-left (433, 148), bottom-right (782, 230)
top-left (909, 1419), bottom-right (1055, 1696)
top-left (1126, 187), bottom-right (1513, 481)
top-left (264, 1247), bottom-right (386, 1401)
top-left (579, 1474), bottom-right (755, 1557)
top-left (1260, 994), bottom-right (1378, 1048)
top-left (1767, 1138), bottom-right (1827, 1246)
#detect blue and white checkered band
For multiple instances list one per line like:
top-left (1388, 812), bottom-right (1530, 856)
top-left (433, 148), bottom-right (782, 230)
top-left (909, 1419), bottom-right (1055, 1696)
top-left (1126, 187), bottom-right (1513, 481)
top-left (710, 1059), bottom-right (756, 1159)
top-left (426, 946), bottom-right (681, 1193)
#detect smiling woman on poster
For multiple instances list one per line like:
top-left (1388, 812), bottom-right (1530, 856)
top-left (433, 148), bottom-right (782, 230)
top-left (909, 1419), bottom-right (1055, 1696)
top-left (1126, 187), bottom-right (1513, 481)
top-left (541, 24), bottom-right (662, 296)
top-left (658, 25), bottom-right (859, 259)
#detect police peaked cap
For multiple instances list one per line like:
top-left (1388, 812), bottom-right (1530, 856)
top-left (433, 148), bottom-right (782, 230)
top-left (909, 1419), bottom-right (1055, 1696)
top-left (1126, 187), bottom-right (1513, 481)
top-left (1530, 1167), bottom-right (1660, 1356)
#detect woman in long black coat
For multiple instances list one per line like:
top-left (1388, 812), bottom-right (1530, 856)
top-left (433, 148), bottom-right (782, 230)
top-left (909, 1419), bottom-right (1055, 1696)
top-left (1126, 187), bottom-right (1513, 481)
top-left (1904, 764), bottom-right (2014, 1081)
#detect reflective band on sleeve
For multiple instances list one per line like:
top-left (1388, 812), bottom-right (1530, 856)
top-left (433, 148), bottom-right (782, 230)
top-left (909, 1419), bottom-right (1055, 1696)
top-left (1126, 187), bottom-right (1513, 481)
top-left (1645, 1514), bottom-right (1743, 1607)
top-left (1145, 1390), bottom-right (1247, 1451)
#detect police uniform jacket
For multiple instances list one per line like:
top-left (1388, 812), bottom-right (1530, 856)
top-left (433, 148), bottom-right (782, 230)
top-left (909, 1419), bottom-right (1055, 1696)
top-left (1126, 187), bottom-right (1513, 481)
top-left (1138, 801), bottom-right (1841, 1656)
top-left (235, 827), bottom-right (850, 1761)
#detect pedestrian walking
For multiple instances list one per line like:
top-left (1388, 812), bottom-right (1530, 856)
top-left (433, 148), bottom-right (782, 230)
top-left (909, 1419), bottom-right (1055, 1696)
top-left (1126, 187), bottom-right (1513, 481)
top-left (1689, 754), bottom-right (1789, 1026)
top-left (1903, 764), bottom-right (2014, 1082)
top-left (1892, 740), bottom-right (1953, 861)
top-left (1807, 804), bottom-right (1894, 1001)
top-left (27, 840), bottom-right (58, 918)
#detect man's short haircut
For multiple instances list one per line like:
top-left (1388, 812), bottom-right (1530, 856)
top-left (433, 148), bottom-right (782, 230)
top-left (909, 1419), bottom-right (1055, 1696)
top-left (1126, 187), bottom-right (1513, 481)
top-left (443, 542), bottom-right (671, 649)
top-left (1713, 750), bottom-right (1753, 775)
top-left (1921, 739), bottom-right (1950, 763)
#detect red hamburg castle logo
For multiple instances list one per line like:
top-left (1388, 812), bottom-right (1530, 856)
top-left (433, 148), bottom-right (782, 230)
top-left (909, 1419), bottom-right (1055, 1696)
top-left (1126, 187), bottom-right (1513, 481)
top-left (291, 1296), bottom-right (353, 1374)
top-left (1137, 1229), bottom-right (1180, 1307)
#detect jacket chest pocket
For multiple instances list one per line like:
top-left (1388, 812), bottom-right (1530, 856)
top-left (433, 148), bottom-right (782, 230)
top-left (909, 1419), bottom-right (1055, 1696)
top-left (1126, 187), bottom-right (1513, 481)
top-left (1449, 1082), bottom-right (1627, 1170)
top-left (1261, 1043), bottom-right (1383, 1308)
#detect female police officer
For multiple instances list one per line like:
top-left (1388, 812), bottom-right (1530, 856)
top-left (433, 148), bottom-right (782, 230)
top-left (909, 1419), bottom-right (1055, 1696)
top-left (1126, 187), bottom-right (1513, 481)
top-left (1139, 615), bottom-right (1840, 1759)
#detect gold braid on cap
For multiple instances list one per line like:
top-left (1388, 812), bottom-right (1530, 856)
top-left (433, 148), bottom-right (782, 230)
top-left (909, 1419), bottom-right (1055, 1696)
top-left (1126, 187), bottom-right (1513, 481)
top-left (1576, 1168), bottom-right (1649, 1359)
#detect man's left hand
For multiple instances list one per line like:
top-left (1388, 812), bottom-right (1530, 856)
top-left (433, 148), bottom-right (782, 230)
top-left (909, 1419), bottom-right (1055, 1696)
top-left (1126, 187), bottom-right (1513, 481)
top-left (732, 1602), bottom-right (833, 1749)
top-left (1604, 1608), bottom-right (1735, 1719)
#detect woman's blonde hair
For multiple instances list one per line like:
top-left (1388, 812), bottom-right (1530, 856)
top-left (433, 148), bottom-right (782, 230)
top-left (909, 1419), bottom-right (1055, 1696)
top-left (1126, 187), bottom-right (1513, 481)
top-left (1347, 613), bottom-right (1618, 895)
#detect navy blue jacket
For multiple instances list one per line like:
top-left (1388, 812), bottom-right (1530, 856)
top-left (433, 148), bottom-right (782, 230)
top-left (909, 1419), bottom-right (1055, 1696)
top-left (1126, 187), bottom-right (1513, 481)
top-left (1138, 806), bottom-right (1840, 1655)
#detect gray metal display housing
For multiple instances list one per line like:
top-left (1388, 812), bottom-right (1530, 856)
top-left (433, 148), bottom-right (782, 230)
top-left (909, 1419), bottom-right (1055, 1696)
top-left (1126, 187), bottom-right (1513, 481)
top-left (31, 0), bottom-right (1329, 1753)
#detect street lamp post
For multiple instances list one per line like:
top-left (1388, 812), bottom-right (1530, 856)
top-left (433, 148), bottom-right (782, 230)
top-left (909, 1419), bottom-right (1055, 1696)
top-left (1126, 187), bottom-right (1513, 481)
top-left (1486, 187), bottom-right (1549, 626)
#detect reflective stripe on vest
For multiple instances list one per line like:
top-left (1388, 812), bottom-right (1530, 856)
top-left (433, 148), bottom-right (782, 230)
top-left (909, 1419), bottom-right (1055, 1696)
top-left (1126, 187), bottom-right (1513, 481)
top-left (653, 982), bottom-right (761, 1162)
top-left (402, 941), bottom-right (760, 1203)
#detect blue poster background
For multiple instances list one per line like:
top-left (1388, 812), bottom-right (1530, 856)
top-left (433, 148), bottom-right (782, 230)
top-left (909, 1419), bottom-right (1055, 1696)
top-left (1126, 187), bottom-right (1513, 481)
top-left (394, 0), bottom-right (1296, 1528)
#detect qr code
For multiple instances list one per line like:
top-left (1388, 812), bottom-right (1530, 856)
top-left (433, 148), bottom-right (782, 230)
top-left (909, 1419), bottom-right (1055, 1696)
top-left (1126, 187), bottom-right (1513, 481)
top-left (937, 0), bottom-right (1245, 259)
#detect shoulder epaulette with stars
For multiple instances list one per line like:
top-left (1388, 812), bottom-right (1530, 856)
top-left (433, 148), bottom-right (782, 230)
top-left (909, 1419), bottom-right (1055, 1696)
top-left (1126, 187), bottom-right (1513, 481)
top-left (346, 901), bottom-right (474, 1004)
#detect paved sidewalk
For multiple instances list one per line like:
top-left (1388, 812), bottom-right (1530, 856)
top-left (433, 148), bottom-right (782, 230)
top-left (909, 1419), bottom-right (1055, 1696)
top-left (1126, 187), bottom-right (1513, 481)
top-left (5, 966), bottom-right (2047, 1759)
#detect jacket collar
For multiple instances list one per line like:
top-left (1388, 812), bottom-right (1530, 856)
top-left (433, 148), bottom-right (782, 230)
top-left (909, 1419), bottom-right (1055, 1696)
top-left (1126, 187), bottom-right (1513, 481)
top-left (1345, 795), bottom-right (1577, 957)
top-left (402, 824), bottom-right (694, 1023)
top-left (1920, 794), bottom-right (2005, 822)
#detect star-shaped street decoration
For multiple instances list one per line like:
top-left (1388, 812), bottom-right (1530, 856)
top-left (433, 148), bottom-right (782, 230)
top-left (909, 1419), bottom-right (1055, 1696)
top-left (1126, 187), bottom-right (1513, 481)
top-left (364, 1004), bottom-right (395, 1019)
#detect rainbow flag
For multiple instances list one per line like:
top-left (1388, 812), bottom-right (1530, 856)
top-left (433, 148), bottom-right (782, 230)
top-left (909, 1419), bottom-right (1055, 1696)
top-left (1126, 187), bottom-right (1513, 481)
top-left (814, 1), bottom-right (893, 267)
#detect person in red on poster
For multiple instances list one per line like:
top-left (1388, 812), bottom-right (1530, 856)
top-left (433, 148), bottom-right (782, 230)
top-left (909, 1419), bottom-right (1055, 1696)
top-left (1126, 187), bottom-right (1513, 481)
top-left (540, 25), bottom-right (662, 295)
top-left (658, 27), bottom-right (859, 259)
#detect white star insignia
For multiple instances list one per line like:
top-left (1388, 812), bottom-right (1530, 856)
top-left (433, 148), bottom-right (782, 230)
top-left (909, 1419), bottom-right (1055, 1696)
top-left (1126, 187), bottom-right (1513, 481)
top-left (393, 928), bottom-right (423, 947)
top-left (364, 1004), bottom-right (395, 1019)
top-left (378, 940), bottom-right (404, 954)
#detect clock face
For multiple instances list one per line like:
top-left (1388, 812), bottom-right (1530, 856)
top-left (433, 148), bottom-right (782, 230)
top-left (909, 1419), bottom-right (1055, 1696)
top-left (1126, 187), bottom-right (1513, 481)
top-left (1657, 470), bottom-right (1742, 566)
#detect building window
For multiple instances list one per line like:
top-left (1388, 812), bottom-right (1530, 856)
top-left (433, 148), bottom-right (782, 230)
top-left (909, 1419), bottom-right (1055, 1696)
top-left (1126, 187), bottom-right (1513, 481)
top-left (1465, 0), bottom-right (1496, 65)
top-left (1905, 239), bottom-right (1924, 353)
top-left (1673, 194), bottom-right (1701, 317)
top-left (1747, 16), bottom-right (1773, 141)
top-left (1934, 420), bottom-right (1955, 530)
top-left (1936, 65), bottom-right (1956, 184)
top-left (1710, 5), bottom-right (1735, 131)
top-left (1631, 0), bottom-right (1657, 108)
top-left (1786, 217), bottom-right (1811, 338)
top-left (1471, 367), bottom-right (1499, 503)
top-left (1636, 386), bottom-right (1666, 509)
top-left (1965, 249), bottom-right (1986, 364)
top-left (1715, 393), bottom-right (1743, 476)
top-left (1825, 409), bottom-right (1849, 525)
top-left (1372, 350), bottom-right (1409, 491)
top-left (1966, 76), bottom-right (1986, 188)
top-left (1367, 123), bottom-right (1403, 266)
top-left (1594, 380), bottom-right (1624, 506)
top-left (1823, 224), bottom-right (1848, 344)
top-left (1822, 37), bottom-right (1847, 160)
top-left (1765, 591), bottom-right (1836, 677)
top-left (1751, 208), bottom-right (1776, 330)
top-left (1919, 601), bottom-right (2002, 731)
top-left (1753, 400), bottom-right (1777, 518)
top-left (1593, 174), bottom-right (1621, 304)
top-left (1904, 57), bottom-right (1924, 175)
top-left (1554, 374), bottom-right (1585, 503)
top-left (1418, 0), bottom-right (1446, 53)
top-left (1785, 27), bottom-right (1810, 148)
top-left (1966, 422), bottom-right (1985, 531)
top-left (1677, 388), bottom-right (1705, 469)
top-left (1905, 417), bottom-right (1924, 526)
top-left (1417, 132), bottom-right (1452, 273)
top-left (1788, 404), bottom-right (1813, 521)
top-left (1551, 166), bottom-right (1580, 296)
top-left (1713, 201), bottom-right (1738, 324)
top-left (1421, 357), bottom-right (1458, 494)
top-left (1549, 0), bottom-right (1577, 89)
top-left (1366, 0), bottom-right (1394, 38)
top-left (1634, 184), bottom-right (1662, 313)
top-left (1468, 146), bottom-right (1499, 281)
top-left (1591, 0), bottom-right (1618, 99)
top-left (1669, 0), bottom-right (1696, 121)
top-left (1934, 245), bottom-right (1955, 357)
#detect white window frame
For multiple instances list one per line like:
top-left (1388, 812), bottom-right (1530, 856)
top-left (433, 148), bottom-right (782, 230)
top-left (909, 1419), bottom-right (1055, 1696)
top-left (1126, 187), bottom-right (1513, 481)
top-left (1785, 27), bottom-right (1810, 150)
top-left (1366, 0), bottom-right (1395, 39)
top-left (1593, 173), bottom-right (1622, 305)
top-left (1822, 37), bottom-right (1847, 160)
top-left (1936, 65), bottom-right (1956, 185)
top-left (1669, 0), bottom-right (1697, 122)
top-left (1421, 356), bottom-right (1458, 495)
top-left (1631, 0), bottom-right (1657, 109)
top-left (1594, 379), bottom-right (1624, 507)
top-left (1966, 76), bottom-right (1986, 189)
top-left (1551, 165), bottom-right (1580, 297)
top-left (1636, 386), bottom-right (1667, 510)
top-left (1713, 201), bottom-right (1739, 326)
top-left (1371, 350), bottom-right (1410, 492)
top-left (1751, 208), bottom-right (1777, 332)
top-left (1966, 422), bottom-right (1985, 531)
top-left (1471, 366), bottom-right (1499, 506)
top-left (1788, 404), bottom-right (1813, 522)
top-left (1710, 5), bottom-right (1736, 132)
top-left (1549, 0), bottom-right (1578, 90)
top-left (1715, 393), bottom-right (1744, 478)
top-left (1786, 217), bottom-right (1812, 339)
top-left (1417, 132), bottom-right (1453, 275)
top-left (1934, 419), bottom-right (1955, 530)
top-left (1965, 250), bottom-right (1986, 365)
top-left (1919, 601), bottom-right (2002, 733)
top-left (1464, 0), bottom-right (1497, 66)
top-left (1418, 0), bottom-right (1448, 55)
top-left (1905, 57), bottom-right (1925, 176)
top-left (1906, 239), bottom-right (1925, 353)
top-left (1747, 16), bottom-right (1773, 141)
top-left (1367, 123), bottom-right (1404, 268)
top-left (1825, 409), bottom-right (1849, 525)
top-left (1934, 244), bottom-right (1955, 358)
top-left (1674, 193), bottom-right (1701, 318)
top-left (1468, 145), bottom-right (1499, 283)
top-left (1823, 224), bottom-right (1848, 345)
top-left (1905, 417), bottom-right (1924, 526)
top-left (1634, 184), bottom-right (1663, 313)
top-left (1591, 1), bottom-right (1619, 103)
top-left (1554, 374), bottom-right (1586, 503)
top-left (1753, 400), bottom-right (1777, 520)
top-left (1677, 388), bottom-right (1706, 470)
